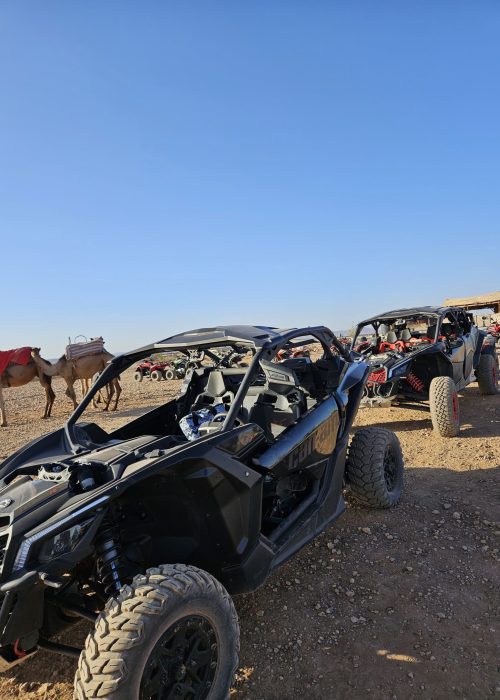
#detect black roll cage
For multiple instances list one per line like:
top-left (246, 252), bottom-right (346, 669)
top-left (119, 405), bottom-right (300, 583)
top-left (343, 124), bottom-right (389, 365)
top-left (352, 312), bottom-right (443, 348)
top-left (64, 326), bottom-right (349, 451)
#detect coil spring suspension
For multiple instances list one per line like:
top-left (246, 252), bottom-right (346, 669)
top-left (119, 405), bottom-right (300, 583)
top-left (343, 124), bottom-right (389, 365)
top-left (96, 521), bottom-right (125, 596)
top-left (407, 371), bottom-right (425, 393)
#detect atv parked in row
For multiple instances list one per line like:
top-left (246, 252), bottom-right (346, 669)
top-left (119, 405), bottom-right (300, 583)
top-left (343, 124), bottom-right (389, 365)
top-left (133, 358), bottom-right (170, 382)
top-left (134, 351), bottom-right (206, 382)
top-left (0, 325), bottom-right (403, 699)
top-left (352, 306), bottom-right (498, 437)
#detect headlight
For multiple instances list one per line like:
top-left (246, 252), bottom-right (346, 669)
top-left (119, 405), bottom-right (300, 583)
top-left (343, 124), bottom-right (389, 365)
top-left (38, 519), bottom-right (93, 563)
top-left (13, 495), bottom-right (108, 571)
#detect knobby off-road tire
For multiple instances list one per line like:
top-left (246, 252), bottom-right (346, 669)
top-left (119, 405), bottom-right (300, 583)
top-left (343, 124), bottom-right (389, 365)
top-left (74, 564), bottom-right (239, 700)
top-left (150, 370), bottom-right (163, 382)
top-left (164, 369), bottom-right (175, 381)
top-left (429, 376), bottom-right (460, 437)
top-left (476, 353), bottom-right (499, 395)
top-left (134, 371), bottom-right (143, 383)
top-left (345, 427), bottom-right (404, 508)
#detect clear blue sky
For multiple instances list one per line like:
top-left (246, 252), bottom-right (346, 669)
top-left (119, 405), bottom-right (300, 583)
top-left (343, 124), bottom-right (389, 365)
top-left (1, 2), bottom-right (499, 356)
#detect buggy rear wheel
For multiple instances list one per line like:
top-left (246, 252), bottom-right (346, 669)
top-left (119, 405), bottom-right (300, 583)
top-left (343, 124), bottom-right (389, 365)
top-left (345, 427), bottom-right (404, 508)
top-left (429, 376), bottom-right (460, 436)
top-left (164, 368), bottom-right (175, 380)
top-left (74, 564), bottom-right (239, 700)
top-left (134, 370), bottom-right (143, 382)
top-left (476, 353), bottom-right (499, 395)
top-left (150, 369), bottom-right (164, 382)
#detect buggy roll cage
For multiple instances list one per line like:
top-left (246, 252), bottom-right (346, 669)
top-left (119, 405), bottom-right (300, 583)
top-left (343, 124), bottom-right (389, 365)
top-left (352, 313), bottom-right (441, 346)
top-left (351, 306), bottom-right (479, 353)
top-left (64, 325), bottom-right (350, 452)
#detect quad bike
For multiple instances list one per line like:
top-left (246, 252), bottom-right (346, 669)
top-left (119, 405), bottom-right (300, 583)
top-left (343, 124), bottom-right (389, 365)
top-left (134, 359), bottom-right (171, 382)
top-left (352, 305), bottom-right (498, 437)
top-left (163, 357), bottom-right (188, 380)
top-left (0, 325), bottom-right (404, 699)
top-left (163, 351), bottom-right (206, 381)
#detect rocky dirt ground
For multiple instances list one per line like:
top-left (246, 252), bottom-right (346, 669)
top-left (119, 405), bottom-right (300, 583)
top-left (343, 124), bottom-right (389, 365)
top-left (0, 359), bottom-right (498, 700)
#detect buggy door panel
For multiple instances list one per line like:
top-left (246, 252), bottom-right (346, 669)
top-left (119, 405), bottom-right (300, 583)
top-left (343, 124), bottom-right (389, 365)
top-left (445, 311), bottom-right (474, 382)
top-left (443, 313), bottom-right (465, 383)
top-left (252, 396), bottom-right (340, 477)
top-left (461, 332), bottom-right (476, 379)
top-left (457, 312), bottom-right (477, 378)
top-left (449, 340), bottom-right (466, 383)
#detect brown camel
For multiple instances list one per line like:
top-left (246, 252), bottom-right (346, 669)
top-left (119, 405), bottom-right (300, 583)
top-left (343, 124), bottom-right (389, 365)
top-left (31, 349), bottom-right (121, 412)
top-left (0, 356), bottom-right (55, 427)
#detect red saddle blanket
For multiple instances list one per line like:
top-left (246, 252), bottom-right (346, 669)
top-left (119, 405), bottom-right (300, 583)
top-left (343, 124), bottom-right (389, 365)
top-left (0, 347), bottom-right (32, 376)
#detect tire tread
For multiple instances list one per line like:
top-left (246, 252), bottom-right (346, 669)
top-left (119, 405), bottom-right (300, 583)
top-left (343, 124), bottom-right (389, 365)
top-left (345, 427), bottom-right (404, 508)
top-left (74, 564), bottom-right (239, 700)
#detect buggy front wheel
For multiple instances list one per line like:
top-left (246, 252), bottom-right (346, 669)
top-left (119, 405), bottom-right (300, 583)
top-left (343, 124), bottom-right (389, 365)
top-left (74, 564), bottom-right (239, 700)
top-left (345, 427), bottom-right (404, 508)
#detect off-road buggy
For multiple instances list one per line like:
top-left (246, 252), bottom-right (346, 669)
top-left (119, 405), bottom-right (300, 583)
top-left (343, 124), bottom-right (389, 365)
top-left (352, 306), bottom-right (499, 437)
top-left (0, 325), bottom-right (404, 699)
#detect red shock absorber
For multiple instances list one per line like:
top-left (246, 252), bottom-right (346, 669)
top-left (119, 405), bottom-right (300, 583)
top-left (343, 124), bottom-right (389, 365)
top-left (407, 371), bottom-right (424, 392)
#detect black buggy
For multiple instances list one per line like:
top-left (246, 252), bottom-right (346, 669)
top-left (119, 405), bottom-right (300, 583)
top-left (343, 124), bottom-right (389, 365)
top-left (0, 325), bottom-right (404, 699)
top-left (352, 306), bottom-right (499, 437)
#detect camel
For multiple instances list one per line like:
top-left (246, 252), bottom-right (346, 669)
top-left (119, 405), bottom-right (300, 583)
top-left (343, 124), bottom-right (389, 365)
top-left (31, 349), bottom-right (121, 412)
top-left (0, 355), bottom-right (55, 427)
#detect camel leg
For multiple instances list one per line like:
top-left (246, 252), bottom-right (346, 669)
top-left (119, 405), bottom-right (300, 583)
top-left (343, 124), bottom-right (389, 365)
top-left (102, 385), bottom-right (111, 406)
top-left (112, 378), bottom-right (121, 411)
top-left (102, 382), bottom-right (113, 411)
top-left (93, 387), bottom-right (104, 408)
top-left (93, 384), bottom-right (105, 409)
top-left (80, 378), bottom-right (89, 400)
top-left (40, 375), bottom-right (55, 419)
top-left (0, 387), bottom-right (7, 427)
top-left (43, 385), bottom-right (56, 418)
top-left (65, 380), bottom-right (78, 410)
top-left (47, 385), bottom-right (55, 417)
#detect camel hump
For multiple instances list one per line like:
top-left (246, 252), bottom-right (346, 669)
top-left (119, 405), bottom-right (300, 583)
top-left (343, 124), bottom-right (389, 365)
top-left (65, 337), bottom-right (105, 360)
top-left (0, 347), bottom-right (32, 375)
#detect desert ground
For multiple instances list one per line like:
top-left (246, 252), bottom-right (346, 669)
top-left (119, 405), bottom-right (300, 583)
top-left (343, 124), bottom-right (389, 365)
top-left (0, 359), bottom-right (498, 700)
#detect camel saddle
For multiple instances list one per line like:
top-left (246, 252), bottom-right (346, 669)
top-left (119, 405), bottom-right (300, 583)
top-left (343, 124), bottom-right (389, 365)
top-left (65, 337), bottom-right (105, 361)
top-left (0, 347), bottom-right (32, 376)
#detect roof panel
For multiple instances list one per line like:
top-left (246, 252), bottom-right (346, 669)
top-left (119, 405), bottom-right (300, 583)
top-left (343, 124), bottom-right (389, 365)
top-left (357, 306), bottom-right (448, 326)
top-left (116, 324), bottom-right (337, 363)
top-left (156, 325), bottom-right (288, 348)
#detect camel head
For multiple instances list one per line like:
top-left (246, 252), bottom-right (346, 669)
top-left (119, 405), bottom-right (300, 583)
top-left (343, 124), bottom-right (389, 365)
top-left (31, 348), bottom-right (41, 358)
